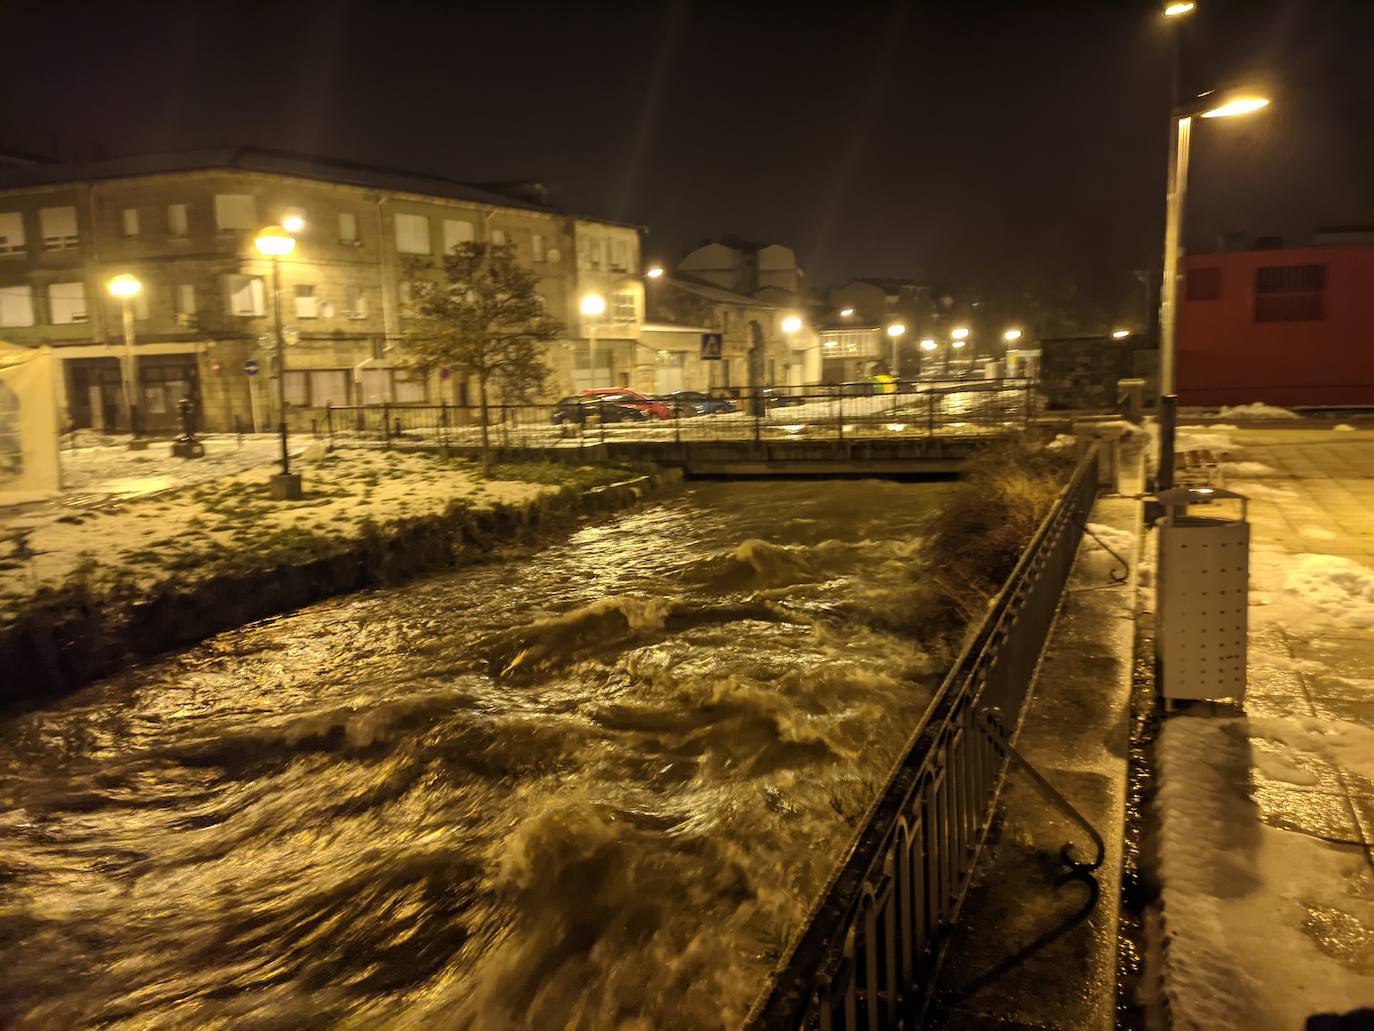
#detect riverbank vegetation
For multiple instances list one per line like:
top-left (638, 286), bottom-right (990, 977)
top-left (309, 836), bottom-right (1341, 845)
top-left (916, 434), bottom-right (1077, 627)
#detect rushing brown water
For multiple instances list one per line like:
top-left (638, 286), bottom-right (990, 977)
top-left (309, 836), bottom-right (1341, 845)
top-left (0, 478), bottom-right (957, 1029)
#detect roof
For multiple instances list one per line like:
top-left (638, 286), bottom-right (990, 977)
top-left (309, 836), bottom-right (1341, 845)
top-left (666, 273), bottom-right (782, 309)
top-left (0, 146), bottom-right (639, 227)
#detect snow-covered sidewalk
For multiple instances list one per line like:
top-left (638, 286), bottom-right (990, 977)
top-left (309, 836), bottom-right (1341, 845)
top-left (1152, 427), bottom-right (1374, 1029)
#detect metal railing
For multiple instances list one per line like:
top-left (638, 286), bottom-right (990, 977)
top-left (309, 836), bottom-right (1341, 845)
top-left (746, 446), bottom-right (1100, 1030)
top-left (278, 378), bottom-right (1037, 453)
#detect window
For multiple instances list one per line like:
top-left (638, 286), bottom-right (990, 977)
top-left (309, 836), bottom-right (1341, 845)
top-left (285, 369), bottom-right (351, 407)
top-left (345, 285), bottom-right (369, 319)
top-left (394, 213), bottom-right (431, 255)
top-left (532, 233), bottom-right (546, 262)
top-left (39, 206), bottom-right (78, 250)
top-left (132, 289), bottom-right (150, 321)
top-left (175, 284), bottom-right (197, 316)
top-left (398, 280), bottom-right (415, 317)
top-left (121, 208), bottom-right (140, 238)
top-left (167, 203), bottom-right (189, 238)
top-left (0, 212), bottom-right (24, 255)
top-left (393, 368), bottom-right (426, 402)
top-left (490, 228), bottom-right (507, 246)
top-left (294, 284), bottom-right (318, 319)
top-left (0, 284), bottom-right (35, 326)
top-left (612, 291), bottom-right (636, 322)
top-left (223, 274), bottom-right (266, 317)
top-left (1255, 263), bottom-right (1326, 322)
top-left (339, 211), bottom-right (358, 244)
top-left (213, 194), bottom-right (258, 231)
top-left (610, 239), bottom-right (628, 272)
top-left (1186, 266), bottom-right (1220, 301)
top-left (284, 370), bottom-right (311, 407)
top-left (443, 218), bottom-right (474, 253)
top-left (48, 281), bottom-right (88, 324)
top-left (590, 238), bottom-right (603, 270)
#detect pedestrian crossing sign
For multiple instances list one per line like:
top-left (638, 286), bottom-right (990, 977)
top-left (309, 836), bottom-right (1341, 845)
top-left (701, 332), bottom-right (723, 360)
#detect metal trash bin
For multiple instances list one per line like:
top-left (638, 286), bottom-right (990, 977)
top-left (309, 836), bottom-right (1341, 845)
top-left (1156, 487), bottom-right (1249, 705)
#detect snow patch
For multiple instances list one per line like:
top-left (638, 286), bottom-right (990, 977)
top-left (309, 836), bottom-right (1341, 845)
top-left (1216, 402), bottom-right (1300, 420)
top-left (1333, 424), bottom-right (1357, 432)
top-left (1283, 554), bottom-right (1374, 629)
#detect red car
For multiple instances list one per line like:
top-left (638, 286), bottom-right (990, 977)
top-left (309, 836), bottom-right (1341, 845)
top-left (578, 388), bottom-right (672, 420)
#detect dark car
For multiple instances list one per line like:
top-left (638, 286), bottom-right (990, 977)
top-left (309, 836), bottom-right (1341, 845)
top-left (662, 391), bottom-right (738, 416)
top-left (759, 387), bottom-right (806, 408)
top-left (551, 396), bottom-right (650, 425)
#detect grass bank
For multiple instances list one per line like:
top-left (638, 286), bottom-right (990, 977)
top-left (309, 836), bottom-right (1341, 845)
top-left (1, 450), bottom-right (674, 703)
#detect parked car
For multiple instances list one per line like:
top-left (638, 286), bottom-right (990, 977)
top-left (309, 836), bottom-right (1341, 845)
top-left (661, 390), bottom-right (738, 416)
top-left (759, 388), bottom-right (806, 408)
top-left (551, 396), bottom-right (650, 425)
top-left (578, 388), bottom-right (673, 420)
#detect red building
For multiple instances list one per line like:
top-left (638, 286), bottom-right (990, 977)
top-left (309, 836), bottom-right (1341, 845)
top-left (1178, 244), bottom-right (1374, 407)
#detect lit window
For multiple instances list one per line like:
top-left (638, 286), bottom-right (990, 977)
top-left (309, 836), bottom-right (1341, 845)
top-left (223, 274), bottom-right (266, 317)
top-left (294, 284), bottom-right (317, 319)
top-left (610, 239), bottom-right (628, 271)
top-left (39, 206), bottom-right (78, 250)
top-left (167, 203), bottom-right (189, 238)
top-left (612, 291), bottom-right (636, 322)
top-left (48, 281), bottom-right (88, 324)
top-left (121, 208), bottom-right (140, 238)
top-left (394, 213), bottom-right (431, 255)
top-left (176, 284), bottom-right (197, 316)
top-left (0, 212), bottom-right (25, 255)
top-left (0, 284), bottom-right (35, 326)
top-left (339, 211), bottom-right (358, 244)
top-left (532, 233), bottom-right (546, 262)
top-left (213, 194), bottom-right (258, 231)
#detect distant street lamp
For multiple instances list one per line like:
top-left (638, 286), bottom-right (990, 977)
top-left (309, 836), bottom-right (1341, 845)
top-left (281, 212), bottom-right (306, 234)
top-left (1156, 86), bottom-right (1270, 488)
top-left (781, 315), bottom-right (803, 334)
top-left (645, 264), bottom-right (665, 279)
top-left (919, 338), bottom-right (937, 352)
top-left (1113, 328), bottom-right (1132, 339)
top-left (885, 322), bottom-right (906, 376)
top-left (839, 307), bottom-right (855, 318)
top-left (255, 224), bottom-right (301, 498)
top-left (106, 273), bottom-right (145, 447)
top-left (1002, 327), bottom-right (1023, 343)
top-left (1163, 1), bottom-right (1195, 16)
top-left (951, 326), bottom-right (969, 340)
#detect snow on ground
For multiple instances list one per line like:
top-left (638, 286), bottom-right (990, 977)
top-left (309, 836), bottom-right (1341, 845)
top-left (1277, 554), bottom-right (1374, 629)
top-left (0, 448), bottom-right (579, 622)
top-left (1157, 716), bottom-right (1374, 1031)
top-left (1215, 402), bottom-right (1301, 420)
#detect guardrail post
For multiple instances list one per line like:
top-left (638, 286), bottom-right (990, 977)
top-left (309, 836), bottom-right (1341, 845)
top-left (382, 402), bottom-right (391, 449)
top-left (599, 398), bottom-right (607, 445)
top-left (439, 400), bottom-right (448, 449)
top-left (325, 402), bottom-right (334, 451)
top-left (753, 388), bottom-right (762, 449)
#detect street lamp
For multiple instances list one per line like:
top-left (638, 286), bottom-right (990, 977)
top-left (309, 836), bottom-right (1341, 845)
top-left (106, 273), bottom-right (145, 447)
top-left (281, 212), bottom-right (306, 234)
top-left (645, 264), bottom-right (665, 279)
top-left (580, 293), bottom-right (607, 386)
top-left (1163, 1), bottom-right (1195, 16)
top-left (255, 224), bottom-right (301, 499)
top-left (951, 326), bottom-right (969, 341)
top-left (1002, 327), bottom-right (1023, 343)
top-left (781, 315), bottom-right (803, 334)
top-left (1113, 328), bottom-right (1132, 339)
top-left (885, 322), bottom-right (906, 376)
top-left (1157, 86), bottom-right (1270, 488)
top-left (839, 307), bottom-right (855, 318)
top-left (919, 338), bottom-right (937, 352)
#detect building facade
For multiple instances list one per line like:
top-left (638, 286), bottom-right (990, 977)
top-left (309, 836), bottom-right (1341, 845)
top-left (1177, 244), bottom-right (1374, 407)
top-left (0, 149), bottom-right (643, 431)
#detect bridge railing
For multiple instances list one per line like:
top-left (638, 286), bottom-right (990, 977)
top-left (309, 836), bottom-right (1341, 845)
top-left (280, 377), bottom-right (1037, 452)
top-left (745, 444), bottom-right (1100, 1030)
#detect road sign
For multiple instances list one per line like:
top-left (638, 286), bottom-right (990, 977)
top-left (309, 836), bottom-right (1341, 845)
top-left (700, 332), bottom-right (723, 360)
top-left (244, 359), bottom-right (259, 377)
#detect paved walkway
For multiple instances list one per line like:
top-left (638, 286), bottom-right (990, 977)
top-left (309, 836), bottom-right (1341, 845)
top-left (1154, 427), bottom-right (1374, 1030)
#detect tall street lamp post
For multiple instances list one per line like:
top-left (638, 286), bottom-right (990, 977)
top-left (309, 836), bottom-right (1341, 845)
top-left (255, 224), bottom-right (302, 500)
top-left (1156, 89), bottom-right (1269, 488)
top-left (580, 293), bottom-right (607, 388)
top-left (106, 273), bottom-right (146, 449)
top-left (886, 322), bottom-right (906, 378)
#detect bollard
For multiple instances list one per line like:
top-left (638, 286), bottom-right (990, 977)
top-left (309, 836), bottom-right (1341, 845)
top-left (325, 402), bottom-right (334, 451)
top-left (1158, 394), bottom-right (1178, 492)
top-left (382, 402), bottom-right (391, 449)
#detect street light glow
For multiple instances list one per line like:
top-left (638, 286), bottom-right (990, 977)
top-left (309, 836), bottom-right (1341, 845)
top-left (106, 273), bottom-right (142, 298)
top-left (1002, 328), bottom-right (1023, 343)
top-left (1163, 2), bottom-right (1195, 16)
top-left (886, 322), bottom-right (906, 337)
top-left (254, 226), bottom-right (296, 257)
top-left (951, 339), bottom-right (967, 349)
top-left (281, 213), bottom-right (306, 234)
top-left (1113, 329), bottom-right (1131, 339)
top-left (919, 338), bottom-right (937, 352)
top-left (1200, 96), bottom-right (1270, 119)
top-left (951, 326), bottom-right (969, 340)
top-left (645, 265), bottom-right (664, 279)
top-left (580, 294), bottom-right (607, 317)
top-left (782, 315), bottom-right (803, 334)
top-left (839, 307), bottom-right (855, 317)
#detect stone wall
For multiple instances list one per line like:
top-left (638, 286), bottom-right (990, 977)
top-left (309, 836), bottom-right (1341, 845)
top-left (1039, 336), bottom-right (1159, 411)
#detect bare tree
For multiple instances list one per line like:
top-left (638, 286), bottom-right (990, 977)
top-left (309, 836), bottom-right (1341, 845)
top-left (401, 242), bottom-right (561, 464)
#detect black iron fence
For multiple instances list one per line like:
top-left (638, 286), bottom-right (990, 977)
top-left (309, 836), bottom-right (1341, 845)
top-left (746, 445), bottom-right (1100, 1030)
top-left (280, 378), bottom-right (1037, 452)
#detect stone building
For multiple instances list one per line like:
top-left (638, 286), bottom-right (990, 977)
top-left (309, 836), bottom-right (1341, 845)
top-left (0, 148), bottom-right (642, 431)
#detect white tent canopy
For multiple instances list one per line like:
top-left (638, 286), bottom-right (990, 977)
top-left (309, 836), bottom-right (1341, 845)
top-left (0, 342), bottom-right (61, 507)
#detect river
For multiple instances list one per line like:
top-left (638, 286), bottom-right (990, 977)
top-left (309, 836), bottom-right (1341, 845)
top-left (0, 477), bottom-right (958, 1030)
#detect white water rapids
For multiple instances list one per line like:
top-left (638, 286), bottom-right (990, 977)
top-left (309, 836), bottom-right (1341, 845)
top-left (0, 478), bottom-right (959, 1029)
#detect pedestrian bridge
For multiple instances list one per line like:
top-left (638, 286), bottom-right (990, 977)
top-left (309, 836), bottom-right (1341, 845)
top-left (288, 378), bottom-right (1037, 477)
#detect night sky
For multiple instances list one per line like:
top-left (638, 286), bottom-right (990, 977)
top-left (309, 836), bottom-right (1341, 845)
top-left (5, 0), bottom-right (1372, 324)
